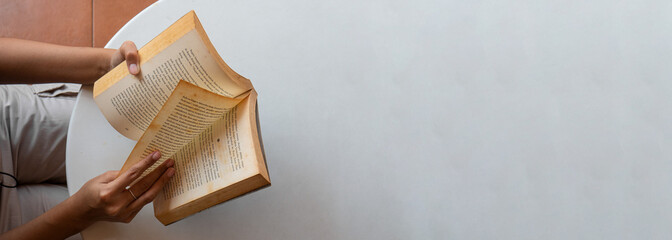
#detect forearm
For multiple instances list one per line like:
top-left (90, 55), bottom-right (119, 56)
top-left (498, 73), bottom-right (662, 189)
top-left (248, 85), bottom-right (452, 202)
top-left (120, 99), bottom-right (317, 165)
top-left (0, 193), bottom-right (94, 240)
top-left (0, 38), bottom-right (115, 84)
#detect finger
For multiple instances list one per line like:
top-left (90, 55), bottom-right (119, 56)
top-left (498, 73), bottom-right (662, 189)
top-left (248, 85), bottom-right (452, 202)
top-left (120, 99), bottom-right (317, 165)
top-left (128, 167), bottom-right (175, 211)
top-left (99, 170), bottom-right (120, 183)
top-left (119, 41), bottom-right (140, 75)
top-left (111, 151), bottom-right (161, 191)
top-left (128, 158), bottom-right (174, 197)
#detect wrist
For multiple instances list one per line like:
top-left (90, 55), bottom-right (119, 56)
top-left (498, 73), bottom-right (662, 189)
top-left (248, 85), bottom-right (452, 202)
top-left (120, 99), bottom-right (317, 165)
top-left (97, 49), bottom-right (117, 79)
top-left (47, 192), bottom-right (96, 230)
top-left (68, 48), bottom-right (116, 85)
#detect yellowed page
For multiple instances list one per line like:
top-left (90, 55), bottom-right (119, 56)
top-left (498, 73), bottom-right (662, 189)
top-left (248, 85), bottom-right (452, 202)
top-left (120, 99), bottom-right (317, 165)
top-left (118, 80), bottom-right (242, 180)
top-left (94, 29), bottom-right (249, 140)
top-left (154, 91), bottom-right (266, 216)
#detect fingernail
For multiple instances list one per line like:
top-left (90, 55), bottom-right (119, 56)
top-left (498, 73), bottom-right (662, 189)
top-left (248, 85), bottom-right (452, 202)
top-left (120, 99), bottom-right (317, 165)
top-left (167, 168), bottom-right (175, 177)
top-left (129, 63), bottom-right (139, 75)
top-left (152, 151), bottom-right (161, 160)
top-left (166, 159), bottom-right (174, 167)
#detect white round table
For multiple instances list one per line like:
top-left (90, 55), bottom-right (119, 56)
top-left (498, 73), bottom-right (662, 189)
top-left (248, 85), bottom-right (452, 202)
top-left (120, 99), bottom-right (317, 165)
top-left (67, 0), bottom-right (672, 239)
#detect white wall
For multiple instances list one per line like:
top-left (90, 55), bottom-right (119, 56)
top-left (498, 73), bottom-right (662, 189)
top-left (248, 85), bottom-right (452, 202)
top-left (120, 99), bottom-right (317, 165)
top-left (103, 1), bottom-right (672, 239)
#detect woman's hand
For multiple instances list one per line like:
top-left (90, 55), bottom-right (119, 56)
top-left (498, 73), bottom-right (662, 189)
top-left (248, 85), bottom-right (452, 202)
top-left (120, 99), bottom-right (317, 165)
top-left (0, 151), bottom-right (175, 239)
top-left (108, 40), bottom-right (141, 76)
top-left (74, 150), bottom-right (175, 223)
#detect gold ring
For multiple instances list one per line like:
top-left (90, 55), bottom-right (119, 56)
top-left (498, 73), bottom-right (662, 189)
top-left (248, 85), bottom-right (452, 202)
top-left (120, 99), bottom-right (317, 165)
top-left (128, 188), bottom-right (138, 200)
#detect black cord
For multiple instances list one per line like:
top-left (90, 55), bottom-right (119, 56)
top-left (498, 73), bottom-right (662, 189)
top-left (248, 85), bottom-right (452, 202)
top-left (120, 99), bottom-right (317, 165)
top-left (0, 171), bottom-right (17, 188)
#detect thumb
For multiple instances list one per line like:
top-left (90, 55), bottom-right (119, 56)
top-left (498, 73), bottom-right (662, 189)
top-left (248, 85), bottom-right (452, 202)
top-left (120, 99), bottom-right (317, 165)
top-left (119, 41), bottom-right (140, 75)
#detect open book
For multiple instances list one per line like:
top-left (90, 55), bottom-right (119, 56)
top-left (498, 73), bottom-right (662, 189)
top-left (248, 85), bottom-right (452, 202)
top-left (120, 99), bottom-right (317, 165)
top-left (93, 11), bottom-right (270, 225)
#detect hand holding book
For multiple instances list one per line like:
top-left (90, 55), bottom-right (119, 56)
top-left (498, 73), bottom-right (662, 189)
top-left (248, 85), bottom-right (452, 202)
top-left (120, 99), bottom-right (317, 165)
top-left (109, 41), bottom-right (142, 76)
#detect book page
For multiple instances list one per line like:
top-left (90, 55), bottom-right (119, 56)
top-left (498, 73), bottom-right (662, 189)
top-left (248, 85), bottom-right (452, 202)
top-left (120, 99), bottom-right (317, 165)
top-left (154, 91), bottom-right (265, 213)
top-left (119, 80), bottom-right (243, 181)
top-left (95, 29), bottom-right (249, 140)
